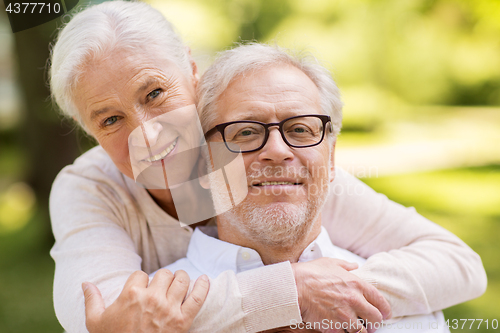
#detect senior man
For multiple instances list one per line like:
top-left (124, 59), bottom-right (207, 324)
top-left (155, 44), bottom-right (456, 332)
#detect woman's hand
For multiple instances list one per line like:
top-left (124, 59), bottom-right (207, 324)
top-left (83, 269), bottom-right (210, 333)
top-left (292, 258), bottom-right (391, 333)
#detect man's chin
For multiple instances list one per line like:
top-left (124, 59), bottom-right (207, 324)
top-left (247, 202), bottom-right (308, 230)
top-left (263, 200), bottom-right (297, 208)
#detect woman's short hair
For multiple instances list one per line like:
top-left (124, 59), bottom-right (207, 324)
top-left (49, 0), bottom-right (190, 129)
top-left (197, 43), bottom-right (343, 136)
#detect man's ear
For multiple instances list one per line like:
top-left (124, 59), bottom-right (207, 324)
top-left (186, 46), bottom-right (200, 89)
top-left (329, 138), bottom-right (336, 183)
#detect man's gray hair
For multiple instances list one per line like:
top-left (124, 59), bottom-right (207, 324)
top-left (197, 43), bottom-right (343, 136)
top-left (49, 0), bottom-right (191, 129)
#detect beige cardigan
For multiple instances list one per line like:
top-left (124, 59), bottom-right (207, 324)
top-left (49, 146), bottom-right (487, 333)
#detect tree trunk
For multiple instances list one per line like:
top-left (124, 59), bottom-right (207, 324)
top-left (13, 22), bottom-right (93, 248)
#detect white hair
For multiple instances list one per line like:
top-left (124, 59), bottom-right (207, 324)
top-left (49, 0), bottom-right (191, 130)
top-left (197, 43), bottom-right (343, 136)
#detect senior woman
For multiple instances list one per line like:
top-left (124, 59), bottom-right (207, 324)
top-left (49, 1), bottom-right (486, 332)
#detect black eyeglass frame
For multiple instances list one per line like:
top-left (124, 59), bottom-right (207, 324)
top-left (204, 114), bottom-right (333, 153)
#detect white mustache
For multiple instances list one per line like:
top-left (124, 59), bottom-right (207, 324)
top-left (246, 166), bottom-right (311, 182)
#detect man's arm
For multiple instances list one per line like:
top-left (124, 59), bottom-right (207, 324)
top-left (321, 167), bottom-right (487, 316)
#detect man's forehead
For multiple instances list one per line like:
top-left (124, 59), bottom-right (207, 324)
top-left (215, 64), bottom-right (322, 122)
top-left (227, 63), bottom-right (315, 90)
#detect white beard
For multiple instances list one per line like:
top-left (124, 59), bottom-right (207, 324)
top-left (222, 200), bottom-right (311, 246)
top-left (211, 166), bottom-right (330, 247)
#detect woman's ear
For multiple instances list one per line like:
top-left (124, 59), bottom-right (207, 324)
top-left (186, 46), bottom-right (199, 89)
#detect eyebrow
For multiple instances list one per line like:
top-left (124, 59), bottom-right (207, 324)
top-left (89, 78), bottom-right (160, 122)
top-left (90, 107), bottom-right (111, 122)
top-left (138, 78), bottom-right (160, 94)
top-left (230, 108), bottom-right (304, 122)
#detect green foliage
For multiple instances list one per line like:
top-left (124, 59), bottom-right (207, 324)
top-left (0, 213), bottom-right (63, 333)
top-left (155, 0), bottom-right (500, 106)
top-left (2, 0), bottom-right (499, 331)
top-left (363, 165), bottom-right (500, 332)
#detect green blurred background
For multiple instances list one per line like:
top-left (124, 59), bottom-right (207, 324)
top-left (0, 0), bottom-right (499, 332)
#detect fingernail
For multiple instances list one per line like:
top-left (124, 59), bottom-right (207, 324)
top-left (82, 282), bottom-right (89, 292)
top-left (200, 275), bottom-right (209, 281)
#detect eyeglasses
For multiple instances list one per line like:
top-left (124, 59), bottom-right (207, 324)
top-left (204, 114), bottom-right (333, 153)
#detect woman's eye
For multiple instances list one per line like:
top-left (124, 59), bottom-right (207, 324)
top-left (103, 116), bottom-right (119, 127)
top-left (147, 89), bottom-right (162, 101)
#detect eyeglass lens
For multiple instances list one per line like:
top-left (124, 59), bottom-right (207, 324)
top-left (223, 116), bottom-right (325, 152)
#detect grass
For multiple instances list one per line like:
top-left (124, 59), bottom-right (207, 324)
top-left (0, 213), bottom-right (63, 333)
top-left (363, 165), bottom-right (500, 332)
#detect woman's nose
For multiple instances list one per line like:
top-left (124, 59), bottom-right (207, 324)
top-left (129, 118), bottom-right (164, 148)
top-left (141, 120), bottom-right (164, 147)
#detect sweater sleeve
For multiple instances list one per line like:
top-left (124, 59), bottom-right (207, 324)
top-left (50, 168), bottom-right (143, 333)
top-left (50, 163), bottom-right (300, 333)
top-left (189, 263), bottom-right (300, 333)
top-left (321, 167), bottom-right (487, 317)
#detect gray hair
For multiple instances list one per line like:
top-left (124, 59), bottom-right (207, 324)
top-left (49, 0), bottom-right (191, 130)
top-left (197, 43), bottom-right (343, 136)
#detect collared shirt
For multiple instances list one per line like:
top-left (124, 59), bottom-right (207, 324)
top-left (166, 226), bottom-right (366, 279)
top-left (164, 226), bottom-right (450, 333)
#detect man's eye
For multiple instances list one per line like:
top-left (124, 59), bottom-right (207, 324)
top-left (147, 89), bottom-right (162, 101)
top-left (103, 116), bottom-right (119, 126)
top-left (240, 130), bottom-right (254, 136)
top-left (289, 125), bottom-right (311, 133)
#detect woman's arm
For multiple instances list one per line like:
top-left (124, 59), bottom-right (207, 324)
top-left (50, 169), bottom-right (148, 332)
top-left (321, 167), bottom-right (487, 317)
top-left (50, 156), bottom-right (302, 333)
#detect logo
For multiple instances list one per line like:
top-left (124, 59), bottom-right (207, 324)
top-left (4, 0), bottom-right (79, 33)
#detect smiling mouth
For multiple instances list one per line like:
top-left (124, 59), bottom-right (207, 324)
top-left (254, 181), bottom-right (301, 186)
top-left (143, 138), bottom-right (178, 163)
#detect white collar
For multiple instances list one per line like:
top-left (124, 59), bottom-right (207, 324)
top-left (186, 225), bottom-right (365, 278)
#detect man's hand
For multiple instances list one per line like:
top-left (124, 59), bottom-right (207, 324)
top-left (83, 269), bottom-right (210, 333)
top-left (292, 258), bottom-right (391, 333)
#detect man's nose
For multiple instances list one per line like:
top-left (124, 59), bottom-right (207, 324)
top-left (258, 127), bottom-right (294, 163)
